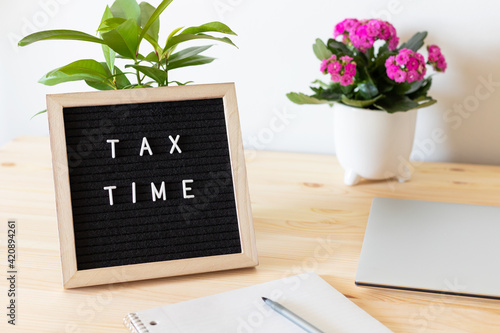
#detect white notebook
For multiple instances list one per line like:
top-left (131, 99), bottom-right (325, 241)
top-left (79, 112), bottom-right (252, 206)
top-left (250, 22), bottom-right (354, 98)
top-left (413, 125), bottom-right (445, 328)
top-left (123, 272), bottom-right (391, 333)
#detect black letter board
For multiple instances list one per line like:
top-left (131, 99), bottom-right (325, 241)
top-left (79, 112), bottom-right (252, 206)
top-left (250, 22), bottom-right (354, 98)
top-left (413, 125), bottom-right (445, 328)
top-left (47, 83), bottom-right (258, 288)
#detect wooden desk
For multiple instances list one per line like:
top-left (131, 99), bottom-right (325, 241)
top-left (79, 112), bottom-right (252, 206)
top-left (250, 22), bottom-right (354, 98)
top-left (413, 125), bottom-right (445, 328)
top-left (1, 136), bottom-right (499, 332)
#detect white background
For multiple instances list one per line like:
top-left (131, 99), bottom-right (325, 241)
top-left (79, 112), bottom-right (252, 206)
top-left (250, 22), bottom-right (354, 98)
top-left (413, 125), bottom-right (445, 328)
top-left (1, 0), bottom-right (500, 164)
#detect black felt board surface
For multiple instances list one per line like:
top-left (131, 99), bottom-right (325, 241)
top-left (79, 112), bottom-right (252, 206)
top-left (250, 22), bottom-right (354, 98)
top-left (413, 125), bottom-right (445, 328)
top-left (63, 98), bottom-right (242, 270)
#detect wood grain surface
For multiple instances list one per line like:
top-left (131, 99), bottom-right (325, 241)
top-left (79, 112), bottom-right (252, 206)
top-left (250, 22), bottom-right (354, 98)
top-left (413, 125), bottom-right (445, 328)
top-left (1, 136), bottom-right (499, 332)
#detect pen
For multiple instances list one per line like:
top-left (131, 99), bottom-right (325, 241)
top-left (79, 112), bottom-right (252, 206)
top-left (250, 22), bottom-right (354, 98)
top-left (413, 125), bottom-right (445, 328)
top-left (261, 297), bottom-right (325, 333)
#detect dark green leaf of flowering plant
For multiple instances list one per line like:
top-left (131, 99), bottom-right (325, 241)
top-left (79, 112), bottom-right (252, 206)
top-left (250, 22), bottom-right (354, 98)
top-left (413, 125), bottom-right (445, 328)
top-left (312, 39), bottom-right (333, 61)
top-left (398, 31), bottom-right (428, 52)
top-left (287, 92), bottom-right (333, 105)
top-left (327, 38), bottom-right (352, 56)
top-left (374, 95), bottom-right (420, 113)
top-left (341, 95), bottom-right (382, 108)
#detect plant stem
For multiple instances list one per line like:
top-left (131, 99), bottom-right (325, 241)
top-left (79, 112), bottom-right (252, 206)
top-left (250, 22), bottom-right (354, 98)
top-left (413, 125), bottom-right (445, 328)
top-left (165, 63), bottom-right (168, 86)
top-left (135, 61), bottom-right (142, 86)
top-left (364, 67), bottom-right (376, 87)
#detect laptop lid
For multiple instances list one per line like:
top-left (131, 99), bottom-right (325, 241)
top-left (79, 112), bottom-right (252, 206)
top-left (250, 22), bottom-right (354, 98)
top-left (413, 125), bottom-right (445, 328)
top-left (355, 197), bottom-right (500, 299)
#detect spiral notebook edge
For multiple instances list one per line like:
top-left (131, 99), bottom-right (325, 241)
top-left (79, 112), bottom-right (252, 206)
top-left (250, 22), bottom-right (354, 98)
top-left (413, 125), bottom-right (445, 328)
top-left (123, 312), bottom-right (150, 333)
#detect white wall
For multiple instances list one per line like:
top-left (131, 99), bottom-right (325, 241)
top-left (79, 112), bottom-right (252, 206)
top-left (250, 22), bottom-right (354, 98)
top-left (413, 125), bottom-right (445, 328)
top-left (1, 0), bottom-right (500, 164)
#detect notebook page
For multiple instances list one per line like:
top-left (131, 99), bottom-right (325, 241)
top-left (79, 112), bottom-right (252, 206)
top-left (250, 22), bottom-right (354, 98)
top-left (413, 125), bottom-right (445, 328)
top-left (130, 272), bottom-right (391, 333)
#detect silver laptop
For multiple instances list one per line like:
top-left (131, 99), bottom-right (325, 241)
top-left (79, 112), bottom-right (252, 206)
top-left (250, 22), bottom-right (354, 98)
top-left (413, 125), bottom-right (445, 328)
top-left (355, 197), bottom-right (500, 299)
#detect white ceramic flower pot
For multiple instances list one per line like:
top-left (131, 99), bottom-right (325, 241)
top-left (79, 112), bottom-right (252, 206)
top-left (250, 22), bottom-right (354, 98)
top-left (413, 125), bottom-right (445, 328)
top-left (333, 103), bottom-right (418, 186)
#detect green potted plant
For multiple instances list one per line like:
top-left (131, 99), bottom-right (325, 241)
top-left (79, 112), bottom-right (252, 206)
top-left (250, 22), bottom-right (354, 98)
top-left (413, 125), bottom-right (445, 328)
top-left (287, 18), bottom-right (446, 185)
top-left (19, 0), bottom-right (237, 117)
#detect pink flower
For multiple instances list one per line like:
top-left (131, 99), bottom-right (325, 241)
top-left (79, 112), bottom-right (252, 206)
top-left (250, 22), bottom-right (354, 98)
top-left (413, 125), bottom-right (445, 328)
top-left (344, 19), bottom-right (359, 32)
top-left (340, 75), bottom-right (354, 86)
top-left (388, 38), bottom-right (399, 50)
top-left (378, 22), bottom-right (391, 39)
top-left (356, 25), bottom-right (368, 38)
top-left (320, 59), bottom-right (328, 73)
top-left (406, 70), bottom-right (419, 83)
top-left (385, 55), bottom-right (396, 67)
top-left (385, 49), bottom-right (427, 83)
top-left (344, 63), bottom-right (356, 76)
top-left (428, 45), bottom-right (440, 54)
top-left (328, 61), bottom-right (342, 74)
top-left (334, 21), bottom-right (345, 37)
top-left (396, 50), bottom-right (410, 65)
top-left (406, 57), bottom-right (419, 71)
top-left (340, 55), bottom-right (353, 62)
top-left (385, 65), bottom-right (399, 80)
top-left (320, 53), bottom-right (357, 86)
top-left (436, 57), bottom-right (447, 72)
top-left (427, 44), bottom-right (447, 72)
top-left (333, 18), bottom-right (399, 52)
top-left (331, 73), bottom-right (341, 82)
top-left (428, 53), bottom-right (438, 62)
top-left (367, 19), bottom-right (381, 37)
top-left (393, 70), bottom-right (407, 83)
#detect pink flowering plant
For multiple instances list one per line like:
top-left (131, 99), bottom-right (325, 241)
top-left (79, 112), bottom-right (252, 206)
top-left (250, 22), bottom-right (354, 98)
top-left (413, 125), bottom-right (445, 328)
top-left (287, 18), bottom-right (447, 113)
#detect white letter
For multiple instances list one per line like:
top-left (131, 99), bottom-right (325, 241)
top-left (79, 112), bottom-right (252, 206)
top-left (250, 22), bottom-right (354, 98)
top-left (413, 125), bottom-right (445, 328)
top-left (182, 179), bottom-right (195, 199)
top-left (169, 135), bottom-right (182, 154)
top-left (151, 181), bottom-right (166, 201)
top-left (140, 137), bottom-right (153, 156)
top-left (103, 186), bottom-right (117, 206)
top-left (106, 139), bottom-right (119, 158)
top-left (132, 182), bottom-right (136, 203)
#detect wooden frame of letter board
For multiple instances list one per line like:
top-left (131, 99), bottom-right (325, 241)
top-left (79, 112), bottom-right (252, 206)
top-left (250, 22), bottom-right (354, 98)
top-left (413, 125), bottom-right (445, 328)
top-left (47, 83), bottom-right (258, 288)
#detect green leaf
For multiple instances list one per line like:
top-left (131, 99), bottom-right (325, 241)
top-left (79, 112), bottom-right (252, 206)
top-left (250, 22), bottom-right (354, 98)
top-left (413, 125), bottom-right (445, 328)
top-left (100, 5), bottom-right (114, 25)
top-left (327, 38), bottom-right (351, 55)
top-left (18, 30), bottom-right (105, 47)
top-left (168, 55), bottom-right (215, 70)
top-left (144, 51), bottom-right (159, 62)
top-left (102, 44), bottom-right (116, 74)
top-left (101, 19), bottom-right (138, 60)
top-left (414, 98), bottom-right (437, 110)
top-left (138, 0), bottom-right (174, 46)
top-left (98, 17), bottom-right (127, 33)
top-left (312, 38), bottom-right (332, 61)
top-left (39, 60), bottom-right (113, 87)
top-left (99, 17), bottom-right (161, 51)
top-left (126, 64), bottom-right (166, 85)
top-left (357, 82), bottom-right (379, 99)
top-left (399, 31), bottom-right (428, 52)
top-left (374, 95), bottom-right (420, 113)
top-left (341, 95), bottom-right (382, 108)
top-left (99, 6), bottom-right (117, 75)
top-left (287, 92), bottom-right (333, 105)
top-left (169, 45), bottom-right (213, 62)
top-left (30, 110), bottom-right (47, 119)
top-left (409, 77), bottom-right (432, 100)
top-left (110, 0), bottom-right (140, 22)
top-left (139, 1), bottom-right (161, 42)
top-left (114, 66), bottom-right (132, 89)
top-left (163, 33), bottom-right (236, 57)
top-left (167, 26), bottom-right (184, 42)
top-left (85, 80), bottom-right (114, 90)
top-left (168, 80), bottom-right (194, 86)
top-left (181, 22), bottom-right (237, 35)
top-left (311, 79), bottom-right (330, 89)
